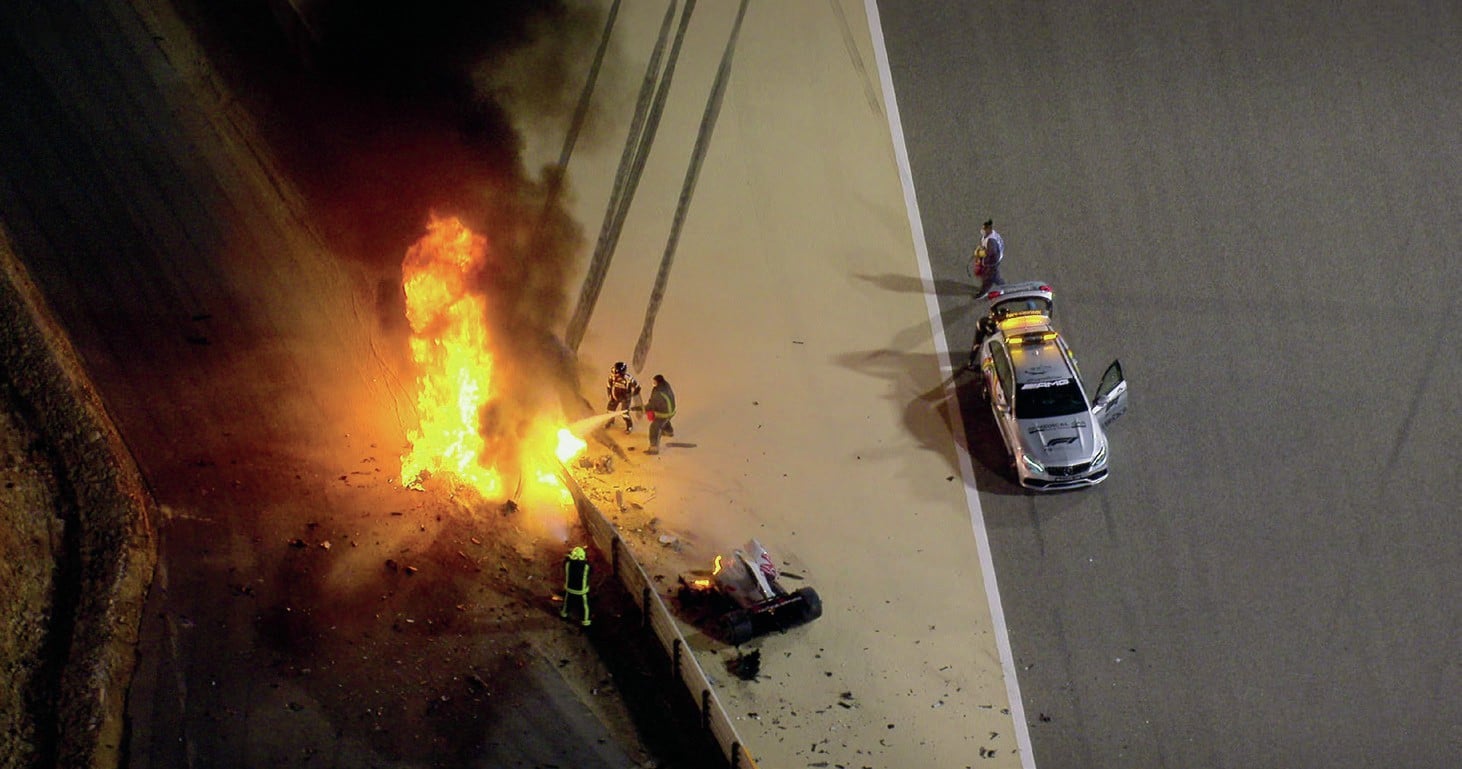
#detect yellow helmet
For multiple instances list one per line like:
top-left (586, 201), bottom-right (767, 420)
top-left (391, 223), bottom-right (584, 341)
top-left (569, 546), bottom-right (587, 561)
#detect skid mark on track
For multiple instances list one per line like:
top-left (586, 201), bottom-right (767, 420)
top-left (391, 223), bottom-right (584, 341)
top-left (1379, 292), bottom-right (1456, 489)
top-left (565, 0), bottom-right (689, 353)
top-left (829, 0), bottom-right (883, 115)
top-left (632, 0), bottom-right (750, 373)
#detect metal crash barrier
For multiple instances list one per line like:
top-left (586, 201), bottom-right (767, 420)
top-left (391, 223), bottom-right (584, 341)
top-left (563, 468), bottom-right (758, 769)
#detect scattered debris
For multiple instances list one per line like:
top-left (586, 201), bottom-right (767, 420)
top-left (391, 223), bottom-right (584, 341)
top-left (728, 649), bottom-right (761, 681)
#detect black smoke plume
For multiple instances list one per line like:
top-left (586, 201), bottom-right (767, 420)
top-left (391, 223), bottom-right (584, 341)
top-left (179, 0), bottom-right (606, 446)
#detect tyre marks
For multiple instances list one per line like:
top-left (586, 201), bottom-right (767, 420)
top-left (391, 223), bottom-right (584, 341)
top-left (631, 0), bottom-right (749, 373)
top-left (565, 0), bottom-right (688, 352)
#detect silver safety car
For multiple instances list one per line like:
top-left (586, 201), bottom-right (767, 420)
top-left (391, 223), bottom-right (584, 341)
top-left (970, 282), bottom-right (1127, 490)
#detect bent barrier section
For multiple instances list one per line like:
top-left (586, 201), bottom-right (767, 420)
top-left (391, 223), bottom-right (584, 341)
top-left (562, 468), bottom-right (758, 769)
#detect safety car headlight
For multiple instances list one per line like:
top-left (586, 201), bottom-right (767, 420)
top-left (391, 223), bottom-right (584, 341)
top-left (1092, 440), bottom-right (1109, 468)
top-left (1021, 453), bottom-right (1045, 474)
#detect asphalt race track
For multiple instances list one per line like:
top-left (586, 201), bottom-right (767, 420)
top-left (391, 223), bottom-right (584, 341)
top-left (876, 1), bottom-right (1460, 767)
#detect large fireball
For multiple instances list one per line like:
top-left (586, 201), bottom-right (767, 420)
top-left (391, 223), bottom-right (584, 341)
top-left (400, 214), bottom-right (583, 503)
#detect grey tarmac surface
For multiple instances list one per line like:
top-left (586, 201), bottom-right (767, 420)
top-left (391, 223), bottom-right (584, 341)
top-left (875, 2), bottom-right (1460, 768)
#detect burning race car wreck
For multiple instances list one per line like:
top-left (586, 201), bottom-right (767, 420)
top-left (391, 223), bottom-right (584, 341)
top-left (677, 539), bottom-right (823, 646)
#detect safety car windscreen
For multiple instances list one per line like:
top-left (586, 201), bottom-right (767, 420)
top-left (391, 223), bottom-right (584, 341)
top-left (1015, 378), bottom-right (1087, 419)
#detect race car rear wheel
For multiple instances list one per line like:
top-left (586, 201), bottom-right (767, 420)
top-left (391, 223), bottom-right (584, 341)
top-left (719, 610), bottom-right (755, 646)
top-left (793, 587), bottom-right (822, 623)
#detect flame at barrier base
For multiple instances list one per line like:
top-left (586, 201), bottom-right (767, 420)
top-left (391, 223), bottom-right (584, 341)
top-left (399, 214), bottom-right (585, 514)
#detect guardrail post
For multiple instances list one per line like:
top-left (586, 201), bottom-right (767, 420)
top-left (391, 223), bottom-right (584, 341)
top-left (562, 466), bottom-right (756, 769)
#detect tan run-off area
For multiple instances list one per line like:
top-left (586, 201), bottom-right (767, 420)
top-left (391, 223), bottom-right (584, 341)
top-left (555, 2), bottom-right (1023, 767)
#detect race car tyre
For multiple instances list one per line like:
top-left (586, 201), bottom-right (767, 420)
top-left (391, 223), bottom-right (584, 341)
top-left (793, 587), bottom-right (823, 623)
top-left (720, 610), bottom-right (755, 646)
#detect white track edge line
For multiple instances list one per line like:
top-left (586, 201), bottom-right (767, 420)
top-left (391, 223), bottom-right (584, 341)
top-left (861, 3), bottom-right (1037, 767)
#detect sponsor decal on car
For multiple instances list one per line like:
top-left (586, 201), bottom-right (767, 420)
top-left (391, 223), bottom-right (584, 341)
top-left (1026, 419), bottom-right (1087, 434)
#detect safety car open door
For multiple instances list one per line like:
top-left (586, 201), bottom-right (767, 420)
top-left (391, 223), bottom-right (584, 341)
top-left (1090, 360), bottom-right (1127, 428)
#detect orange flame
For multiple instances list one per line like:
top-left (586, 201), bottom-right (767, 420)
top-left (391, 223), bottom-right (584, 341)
top-left (555, 428), bottom-right (587, 463)
top-left (400, 215), bottom-right (584, 501)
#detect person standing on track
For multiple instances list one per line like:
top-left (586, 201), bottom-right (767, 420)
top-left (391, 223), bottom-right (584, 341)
top-left (604, 361), bottom-right (641, 433)
top-left (971, 219), bottom-right (1006, 296)
top-left (560, 545), bottom-right (592, 627)
top-left (644, 374), bottom-right (676, 455)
